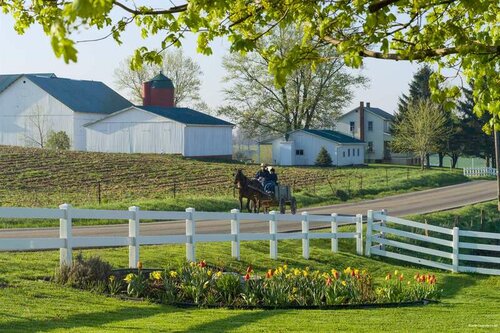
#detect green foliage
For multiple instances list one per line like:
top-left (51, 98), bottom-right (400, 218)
top-left (3, 0), bottom-right (498, 128)
top-left (315, 147), bottom-right (332, 167)
top-left (335, 189), bottom-right (349, 202)
top-left (46, 131), bottom-right (71, 150)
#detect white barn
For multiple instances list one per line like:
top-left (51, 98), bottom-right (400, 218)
top-left (85, 105), bottom-right (233, 157)
top-left (0, 73), bottom-right (233, 158)
top-left (261, 129), bottom-right (365, 166)
top-left (0, 73), bottom-right (132, 150)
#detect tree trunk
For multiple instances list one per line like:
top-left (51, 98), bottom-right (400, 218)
top-left (451, 153), bottom-right (459, 168)
top-left (495, 131), bottom-right (500, 212)
top-left (486, 155), bottom-right (491, 168)
top-left (421, 153), bottom-right (426, 170)
top-left (438, 152), bottom-right (444, 167)
top-left (426, 153), bottom-right (431, 168)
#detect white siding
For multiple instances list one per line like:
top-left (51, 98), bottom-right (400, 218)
top-left (85, 108), bottom-right (185, 154)
top-left (270, 131), bottom-right (364, 166)
top-left (184, 126), bottom-right (233, 157)
top-left (73, 112), bottom-right (106, 151)
top-left (0, 77), bottom-right (75, 148)
top-left (337, 109), bottom-right (391, 160)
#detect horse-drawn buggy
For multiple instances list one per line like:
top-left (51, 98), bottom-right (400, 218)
top-left (233, 169), bottom-right (297, 214)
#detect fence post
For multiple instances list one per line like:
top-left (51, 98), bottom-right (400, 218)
top-left (365, 210), bottom-right (373, 257)
top-left (269, 211), bottom-right (278, 259)
top-left (301, 212), bottom-right (309, 259)
top-left (331, 213), bottom-right (338, 253)
top-left (128, 206), bottom-right (140, 268)
top-left (59, 203), bottom-right (73, 267)
top-left (452, 226), bottom-right (459, 273)
top-left (356, 214), bottom-right (363, 255)
top-left (230, 208), bottom-right (240, 260)
top-left (380, 209), bottom-right (387, 250)
top-left (186, 207), bottom-right (196, 262)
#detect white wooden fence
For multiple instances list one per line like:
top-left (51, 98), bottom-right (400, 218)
top-left (0, 205), bottom-right (364, 267)
top-left (365, 210), bottom-right (500, 275)
top-left (463, 167), bottom-right (497, 177)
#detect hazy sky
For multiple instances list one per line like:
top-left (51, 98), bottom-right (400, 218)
top-left (0, 13), bottom-right (422, 115)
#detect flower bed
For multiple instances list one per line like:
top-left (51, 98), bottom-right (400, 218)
top-left (54, 257), bottom-right (441, 309)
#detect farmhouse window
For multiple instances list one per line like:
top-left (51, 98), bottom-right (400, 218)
top-left (343, 151), bottom-right (345, 157)
top-left (367, 142), bottom-right (374, 152)
top-left (368, 121), bottom-right (373, 131)
top-left (357, 148), bottom-right (360, 156)
top-left (350, 121), bottom-right (355, 132)
top-left (348, 149), bottom-right (350, 157)
top-left (295, 149), bottom-right (304, 156)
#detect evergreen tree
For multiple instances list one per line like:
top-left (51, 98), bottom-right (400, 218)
top-left (457, 86), bottom-right (495, 167)
top-left (315, 147), bottom-right (333, 167)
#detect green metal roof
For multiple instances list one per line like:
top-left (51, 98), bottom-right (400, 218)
top-left (301, 129), bottom-right (365, 144)
top-left (137, 106), bottom-right (233, 126)
top-left (148, 73), bottom-right (174, 89)
top-left (0, 73), bottom-right (55, 94)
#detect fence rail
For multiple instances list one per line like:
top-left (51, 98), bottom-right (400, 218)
top-left (463, 167), bottom-right (497, 177)
top-left (0, 205), bottom-right (364, 267)
top-left (365, 210), bottom-right (500, 275)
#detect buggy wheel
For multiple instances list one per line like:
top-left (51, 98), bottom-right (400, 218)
top-left (279, 198), bottom-right (286, 214)
top-left (290, 197), bottom-right (297, 215)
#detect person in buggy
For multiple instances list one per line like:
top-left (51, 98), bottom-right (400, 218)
top-left (255, 163), bottom-right (270, 187)
top-left (264, 167), bottom-right (278, 193)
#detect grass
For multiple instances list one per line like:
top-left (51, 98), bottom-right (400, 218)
top-left (429, 154), bottom-right (487, 169)
top-left (0, 215), bottom-right (499, 332)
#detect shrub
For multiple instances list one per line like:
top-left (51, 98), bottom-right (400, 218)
top-left (54, 253), bottom-right (112, 289)
top-left (46, 131), bottom-right (71, 150)
top-left (335, 189), bottom-right (349, 201)
top-left (315, 147), bottom-right (332, 167)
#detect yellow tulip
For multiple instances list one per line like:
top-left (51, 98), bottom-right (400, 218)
top-left (169, 270), bottom-right (178, 278)
top-left (341, 280), bottom-right (347, 286)
top-left (344, 267), bottom-right (352, 275)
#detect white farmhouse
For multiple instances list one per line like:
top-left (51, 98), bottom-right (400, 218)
top-left (336, 102), bottom-right (394, 162)
top-left (85, 73), bottom-right (233, 158)
top-left (0, 73), bottom-right (132, 150)
top-left (261, 129), bottom-right (365, 166)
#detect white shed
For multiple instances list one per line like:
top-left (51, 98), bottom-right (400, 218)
top-left (85, 106), bottom-right (234, 158)
top-left (262, 129), bottom-right (365, 166)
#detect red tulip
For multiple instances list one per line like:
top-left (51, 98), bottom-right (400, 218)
top-left (244, 273), bottom-right (251, 281)
top-left (326, 277), bottom-right (332, 286)
top-left (246, 266), bottom-right (253, 274)
top-left (198, 260), bottom-right (207, 268)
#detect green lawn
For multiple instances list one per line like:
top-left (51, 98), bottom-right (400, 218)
top-left (1, 222), bottom-right (499, 332)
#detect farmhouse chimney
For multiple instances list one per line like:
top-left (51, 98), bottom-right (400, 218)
top-left (142, 72), bottom-right (175, 107)
top-left (359, 101), bottom-right (365, 141)
top-left (366, 102), bottom-right (370, 108)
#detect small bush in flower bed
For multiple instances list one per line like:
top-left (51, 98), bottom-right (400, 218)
top-left (55, 257), bottom-right (441, 308)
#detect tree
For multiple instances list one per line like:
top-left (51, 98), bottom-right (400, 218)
top-left (24, 104), bottom-right (50, 148)
top-left (457, 86), bottom-right (495, 166)
top-left (46, 131), bottom-right (71, 150)
top-left (392, 100), bottom-right (451, 170)
top-left (3, 1), bottom-right (498, 125)
top-left (219, 26), bottom-right (367, 136)
top-left (114, 49), bottom-right (202, 106)
top-left (396, 65), bottom-right (433, 122)
top-left (315, 147), bottom-right (332, 167)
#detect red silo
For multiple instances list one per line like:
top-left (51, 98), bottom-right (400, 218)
top-left (142, 72), bottom-right (175, 107)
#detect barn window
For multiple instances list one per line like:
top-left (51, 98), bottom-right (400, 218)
top-left (295, 149), bottom-right (304, 156)
top-left (348, 149), bottom-right (350, 157)
top-left (343, 151), bottom-right (345, 157)
top-left (350, 121), bottom-right (355, 132)
top-left (357, 148), bottom-right (360, 156)
top-left (368, 121), bottom-right (373, 131)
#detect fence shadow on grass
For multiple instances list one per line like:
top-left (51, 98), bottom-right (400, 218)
top-left (0, 305), bottom-right (178, 332)
top-left (181, 308), bottom-right (286, 333)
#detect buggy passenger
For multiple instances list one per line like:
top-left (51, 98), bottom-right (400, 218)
top-left (264, 167), bottom-right (278, 193)
top-left (255, 163), bottom-right (270, 187)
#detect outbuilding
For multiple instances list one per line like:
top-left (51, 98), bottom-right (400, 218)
top-left (84, 73), bottom-right (233, 158)
top-left (261, 129), bottom-right (365, 166)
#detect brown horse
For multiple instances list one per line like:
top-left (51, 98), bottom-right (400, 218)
top-left (233, 169), bottom-right (266, 212)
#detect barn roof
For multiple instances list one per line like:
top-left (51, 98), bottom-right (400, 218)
top-left (260, 129), bottom-right (365, 144)
top-left (26, 75), bottom-right (133, 114)
top-left (136, 106), bottom-right (233, 126)
top-left (301, 129), bottom-right (365, 144)
top-left (0, 73), bottom-right (55, 94)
